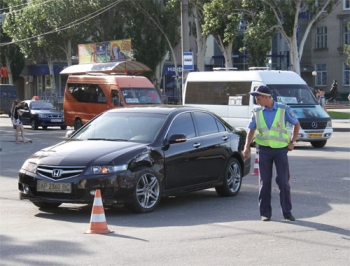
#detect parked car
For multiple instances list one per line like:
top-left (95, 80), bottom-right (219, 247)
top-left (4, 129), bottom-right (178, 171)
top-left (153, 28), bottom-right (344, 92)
top-left (18, 106), bottom-right (251, 213)
top-left (19, 100), bottom-right (66, 130)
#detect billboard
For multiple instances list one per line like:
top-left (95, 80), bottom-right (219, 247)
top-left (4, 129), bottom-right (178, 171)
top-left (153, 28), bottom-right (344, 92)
top-left (78, 39), bottom-right (132, 64)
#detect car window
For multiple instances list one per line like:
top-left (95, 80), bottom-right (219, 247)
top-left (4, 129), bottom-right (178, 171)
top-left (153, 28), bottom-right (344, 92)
top-left (167, 113), bottom-right (196, 139)
top-left (192, 112), bottom-right (219, 136)
top-left (216, 119), bottom-right (226, 132)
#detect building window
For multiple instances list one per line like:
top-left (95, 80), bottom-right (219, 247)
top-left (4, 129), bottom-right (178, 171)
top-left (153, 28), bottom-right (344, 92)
top-left (315, 64), bottom-right (327, 86)
top-left (344, 0), bottom-right (350, 10)
top-left (344, 63), bottom-right (350, 86)
top-left (344, 23), bottom-right (350, 45)
top-left (315, 27), bottom-right (327, 49)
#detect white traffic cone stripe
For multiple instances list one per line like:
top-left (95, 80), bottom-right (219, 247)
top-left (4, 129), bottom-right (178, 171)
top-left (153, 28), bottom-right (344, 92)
top-left (93, 197), bottom-right (103, 206)
top-left (90, 214), bottom-right (107, 223)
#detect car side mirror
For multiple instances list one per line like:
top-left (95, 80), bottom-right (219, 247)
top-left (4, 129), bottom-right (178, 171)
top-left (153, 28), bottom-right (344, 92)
top-left (168, 134), bottom-right (187, 144)
top-left (162, 133), bottom-right (187, 151)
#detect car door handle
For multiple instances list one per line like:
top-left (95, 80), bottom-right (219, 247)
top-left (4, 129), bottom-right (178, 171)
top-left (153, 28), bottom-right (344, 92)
top-left (193, 143), bottom-right (201, 148)
top-left (222, 136), bottom-right (228, 141)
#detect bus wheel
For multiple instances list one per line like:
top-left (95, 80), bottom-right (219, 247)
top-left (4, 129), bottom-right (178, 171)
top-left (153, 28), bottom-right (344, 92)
top-left (74, 119), bottom-right (83, 130)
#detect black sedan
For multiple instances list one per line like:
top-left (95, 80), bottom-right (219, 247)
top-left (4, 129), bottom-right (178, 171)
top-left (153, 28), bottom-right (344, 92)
top-left (20, 100), bottom-right (67, 130)
top-left (19, 106), bottom-right (251, 213)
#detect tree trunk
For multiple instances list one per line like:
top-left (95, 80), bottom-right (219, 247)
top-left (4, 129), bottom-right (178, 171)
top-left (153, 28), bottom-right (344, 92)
top-left (214, 34), bottom-right (233, 68)
top-left (47, 58), bottom-right (58, 108)
top-left (193, 6), bottom-right (207, 72)
top-left (67, 39), bottom-right (72, 66)
top-left (5, 55), bottom-right (13, 85)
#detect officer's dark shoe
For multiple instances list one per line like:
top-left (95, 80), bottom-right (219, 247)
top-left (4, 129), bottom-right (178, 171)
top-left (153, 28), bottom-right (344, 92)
top-left (261, 216), bottom-right (270, 221)
top-left (284, 215), bottom-right (295, 221)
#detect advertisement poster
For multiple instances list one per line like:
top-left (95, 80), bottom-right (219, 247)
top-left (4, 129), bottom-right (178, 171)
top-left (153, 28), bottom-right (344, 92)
top-left (110, 39), bottom-right (132, 62)
top-left (78, 39), bottom-right (132, 64)
top-left (95, 42), bottom-right (111, 63)
top-left (78, 43), bottom-right (96, 64)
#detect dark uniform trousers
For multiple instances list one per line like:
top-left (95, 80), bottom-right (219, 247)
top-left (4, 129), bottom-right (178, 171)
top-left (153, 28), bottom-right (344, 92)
top-left (258, 145), bottom-right (292, 218)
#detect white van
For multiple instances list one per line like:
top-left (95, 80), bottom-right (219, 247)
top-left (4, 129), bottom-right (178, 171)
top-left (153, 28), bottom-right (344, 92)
top-left (183, 69), bottom-right (333, 148)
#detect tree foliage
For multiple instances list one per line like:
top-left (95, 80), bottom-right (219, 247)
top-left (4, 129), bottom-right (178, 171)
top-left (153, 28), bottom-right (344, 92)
top-left (242, 0), bottom-right (341, 74)
top-left (0, 0), bottom-right (24, 83)
top-left (202, 0), bottom-right (242, 67)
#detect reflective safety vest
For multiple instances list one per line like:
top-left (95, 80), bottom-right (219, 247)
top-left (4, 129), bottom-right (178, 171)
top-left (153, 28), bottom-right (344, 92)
top-left (254, 107), bottom-right (290, 148)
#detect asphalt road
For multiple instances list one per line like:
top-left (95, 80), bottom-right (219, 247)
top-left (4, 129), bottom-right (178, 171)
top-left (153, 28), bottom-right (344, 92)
top-left (0, 115), bottom-right (349, 266)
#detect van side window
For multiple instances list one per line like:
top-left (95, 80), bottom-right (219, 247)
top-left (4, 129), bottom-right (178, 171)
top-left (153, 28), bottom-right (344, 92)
top-left (68, 83), bottom-right (107, 103)
top-left (185, 82), bottom-right (251, 105)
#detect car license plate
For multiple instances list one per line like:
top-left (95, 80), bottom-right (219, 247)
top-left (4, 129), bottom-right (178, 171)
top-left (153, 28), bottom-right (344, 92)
top-left (37, 180), bottom-right (72, 193)
top-left (309, 133), bottom-right (322, 137)
top-left (51, 119), bottom-right (62, 122)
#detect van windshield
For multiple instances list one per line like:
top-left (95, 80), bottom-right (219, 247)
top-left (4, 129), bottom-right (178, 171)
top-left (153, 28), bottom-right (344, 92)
top-left (121, 88), bottom-right (161, 104)
top-left (267, 84), bottom-right (318, 105)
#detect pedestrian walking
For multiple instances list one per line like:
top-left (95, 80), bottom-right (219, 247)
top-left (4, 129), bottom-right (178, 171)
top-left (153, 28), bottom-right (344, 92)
top-left (11, 100), bottom-right (30, 144)
top-left (328, 79), bottom-right (338, 103)
top-left (242, 86), bottom-right (300, 222)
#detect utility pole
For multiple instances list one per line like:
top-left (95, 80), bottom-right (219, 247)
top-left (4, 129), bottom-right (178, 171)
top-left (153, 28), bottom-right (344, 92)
top-left (180, 0), bottom-right (190, 104)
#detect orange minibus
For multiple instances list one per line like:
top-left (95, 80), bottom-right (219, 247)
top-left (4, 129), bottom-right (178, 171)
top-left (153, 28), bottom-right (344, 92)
top-left (61, 62), bottom-right (161, 129)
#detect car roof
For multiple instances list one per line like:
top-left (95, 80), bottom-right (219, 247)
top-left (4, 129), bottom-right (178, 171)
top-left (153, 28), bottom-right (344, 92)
top-left (106, 105), bottom-right (210, 115)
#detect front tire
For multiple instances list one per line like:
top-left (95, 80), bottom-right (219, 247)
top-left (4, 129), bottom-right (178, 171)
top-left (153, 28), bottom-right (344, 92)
top-left (215, 158), bottom-right (242, 197)
top-left (31, 119), bottom-right (38, 130)
top-left (311, 140), bottom-right (327, 148)
top-left (128, 169), bottom-right (161, 213)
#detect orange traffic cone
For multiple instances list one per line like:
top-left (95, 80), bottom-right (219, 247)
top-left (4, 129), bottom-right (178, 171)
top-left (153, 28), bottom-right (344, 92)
top-left (251, 147), bottom-right (259, 176)
top-left (85, 189), bottom-right (114, 234)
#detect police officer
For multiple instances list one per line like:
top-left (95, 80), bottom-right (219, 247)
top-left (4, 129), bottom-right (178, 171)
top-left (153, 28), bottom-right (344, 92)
top-left (242, 86), bottom-right (300, 222)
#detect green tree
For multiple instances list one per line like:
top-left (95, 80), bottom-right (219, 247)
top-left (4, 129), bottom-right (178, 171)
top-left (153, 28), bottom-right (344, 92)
top-left (242, 0), bottom-right (341, 75)
top-left (240, 1), bottom-right (274, 68)
top-left (3, 0), bottom-right (107, 105)
top-left (121, 0), bottom-right (179, 88)
top-left (345, 22), bottom-right (350, 66)
top-left (0, 1), bottom-right (24, 84)
top-left (202, 0), bottom-right (242, 68)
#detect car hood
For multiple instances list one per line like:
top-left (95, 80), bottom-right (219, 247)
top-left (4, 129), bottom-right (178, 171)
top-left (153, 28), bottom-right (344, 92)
top-left (29, 140), bottom-right (147, 166)
top-left (30, 109), bottom-right (63, 115)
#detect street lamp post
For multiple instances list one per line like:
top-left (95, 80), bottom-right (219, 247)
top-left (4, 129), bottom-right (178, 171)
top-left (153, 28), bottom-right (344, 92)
top-left (312, 71), bottom-right (317, 88)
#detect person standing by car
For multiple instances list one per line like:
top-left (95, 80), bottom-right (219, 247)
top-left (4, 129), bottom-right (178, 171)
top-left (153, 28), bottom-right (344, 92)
top-left (317, 88), bottom-right (327, 111)
top-left (242, 86), bottom-right (300, 222)
top-left (12, 100), bottom-right (30, 144)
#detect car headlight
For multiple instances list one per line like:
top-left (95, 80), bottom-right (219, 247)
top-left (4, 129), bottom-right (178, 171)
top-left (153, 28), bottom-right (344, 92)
top-left (326, 120), bottom-right (332, 128)
top-left (85, 164), bottom-right (128, 175)
top-left (22, 161), bottom-right (37, 173)
top-left (38, 114), bottom-right (48, 118)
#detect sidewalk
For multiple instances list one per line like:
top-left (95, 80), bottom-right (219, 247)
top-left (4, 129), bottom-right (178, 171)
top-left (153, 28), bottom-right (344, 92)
top-left (329, 107), bottom-right (350, 132)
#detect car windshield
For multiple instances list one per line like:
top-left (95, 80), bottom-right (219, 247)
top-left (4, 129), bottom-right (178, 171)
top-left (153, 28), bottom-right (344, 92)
top-left (30, 101), bottom-right (54, 110)
top-left (72, 112), bottom-right (167, 143)
top-left (267, 84), bottom-right (318, 105)
top-left (121, 88), bottom-right (162, 104)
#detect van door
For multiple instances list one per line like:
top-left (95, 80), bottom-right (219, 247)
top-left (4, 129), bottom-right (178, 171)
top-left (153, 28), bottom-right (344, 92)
top-left (110, 87), bottom-right (122, 107)
top-left (226, 81), bottom-right (254, 128)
